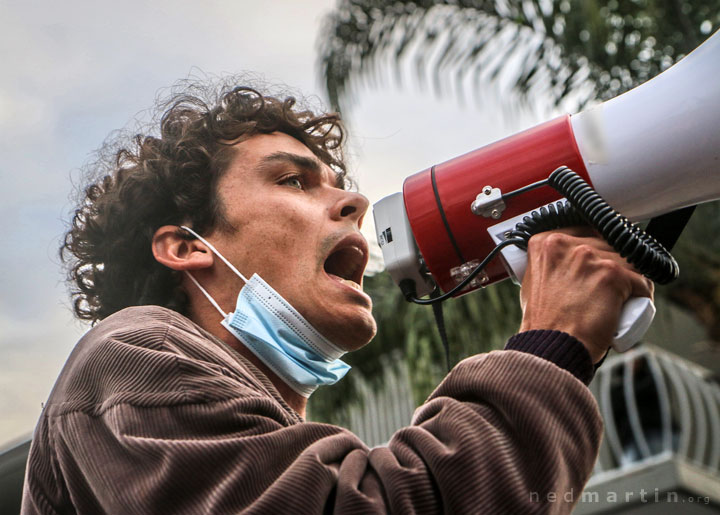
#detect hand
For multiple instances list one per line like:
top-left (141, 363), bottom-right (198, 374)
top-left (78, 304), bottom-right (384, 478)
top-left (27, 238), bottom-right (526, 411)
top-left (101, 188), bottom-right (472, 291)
top-left (519, 227), bottom-right (654, 363)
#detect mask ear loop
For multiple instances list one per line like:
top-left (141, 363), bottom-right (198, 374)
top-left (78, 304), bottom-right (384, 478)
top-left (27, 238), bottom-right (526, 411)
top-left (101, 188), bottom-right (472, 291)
top-left (180, 226), bottom-right (249, 283)
top-left (184, 272), bottom-right (228, 318)
top-left (179, 225), bottom-right (249, 319)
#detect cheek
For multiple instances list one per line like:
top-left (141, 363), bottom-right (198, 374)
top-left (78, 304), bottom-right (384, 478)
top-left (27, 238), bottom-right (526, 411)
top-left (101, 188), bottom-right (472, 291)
top-left (241, 202), bottom-right (326, 273)
top-left (279, 211), bottom-right (325, 251)
top-left (245, 224), bottom-right (321, 274)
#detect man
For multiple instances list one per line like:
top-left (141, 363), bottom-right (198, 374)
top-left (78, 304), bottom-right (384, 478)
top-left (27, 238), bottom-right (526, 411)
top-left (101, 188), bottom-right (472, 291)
top-left (22, 83), bottom-right (652, 514)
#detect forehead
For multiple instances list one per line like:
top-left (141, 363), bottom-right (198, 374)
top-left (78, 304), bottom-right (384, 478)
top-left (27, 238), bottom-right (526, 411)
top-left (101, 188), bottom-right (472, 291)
top-left (228, 132), bottom-right (341, 187)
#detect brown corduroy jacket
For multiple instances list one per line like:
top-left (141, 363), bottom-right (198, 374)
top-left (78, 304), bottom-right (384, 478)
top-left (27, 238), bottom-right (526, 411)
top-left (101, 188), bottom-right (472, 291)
top-left (22, 306), bottom-right (602, 514)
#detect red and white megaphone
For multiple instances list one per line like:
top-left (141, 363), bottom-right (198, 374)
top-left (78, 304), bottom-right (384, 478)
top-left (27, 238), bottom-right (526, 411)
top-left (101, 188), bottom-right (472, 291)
top-left (373, 30), bottom-right (720, 352)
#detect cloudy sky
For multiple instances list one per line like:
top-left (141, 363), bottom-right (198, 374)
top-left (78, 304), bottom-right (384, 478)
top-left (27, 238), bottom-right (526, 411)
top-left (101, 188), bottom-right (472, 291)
top-left (0, 0), bottom-right (559, 447)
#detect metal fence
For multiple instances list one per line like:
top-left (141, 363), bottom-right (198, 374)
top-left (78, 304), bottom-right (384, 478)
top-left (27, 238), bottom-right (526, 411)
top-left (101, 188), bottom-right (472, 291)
top-left (346, 360), bottom-right (417, 447)
top-left (589, 344), bottom-right (720, 477)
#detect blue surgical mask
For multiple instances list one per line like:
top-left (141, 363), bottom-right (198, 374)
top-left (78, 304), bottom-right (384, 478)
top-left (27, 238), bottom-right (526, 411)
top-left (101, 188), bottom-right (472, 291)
top-left (180, 226), bottom-right (350, 398)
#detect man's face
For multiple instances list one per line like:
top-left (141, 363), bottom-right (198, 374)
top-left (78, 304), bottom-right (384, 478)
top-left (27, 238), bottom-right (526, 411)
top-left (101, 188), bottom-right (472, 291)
top-left (208, 132), bottom-right (376, 350)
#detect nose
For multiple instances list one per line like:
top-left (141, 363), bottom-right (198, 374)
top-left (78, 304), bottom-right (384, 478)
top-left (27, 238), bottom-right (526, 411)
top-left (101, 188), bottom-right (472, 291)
top-left (330, 190), bottom-right (370, 228)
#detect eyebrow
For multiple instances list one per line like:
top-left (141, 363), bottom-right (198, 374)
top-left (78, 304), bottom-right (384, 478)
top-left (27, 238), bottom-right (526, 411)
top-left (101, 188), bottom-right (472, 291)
top-left (256, 151), bottom-right (344, 188)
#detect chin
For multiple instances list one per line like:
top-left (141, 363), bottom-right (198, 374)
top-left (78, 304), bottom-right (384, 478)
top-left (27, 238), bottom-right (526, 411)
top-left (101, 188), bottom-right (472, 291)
top-left (322, 309), bottom-right (377, 352)
top-left (344, 318), bottom-right (378, 351)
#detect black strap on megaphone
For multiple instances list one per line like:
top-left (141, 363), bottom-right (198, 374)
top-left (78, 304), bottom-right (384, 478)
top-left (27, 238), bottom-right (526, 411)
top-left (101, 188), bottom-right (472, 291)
top-left (645, 205), bottom-right (696, 252)
top-left (429, 289), bottom-right (451, 372)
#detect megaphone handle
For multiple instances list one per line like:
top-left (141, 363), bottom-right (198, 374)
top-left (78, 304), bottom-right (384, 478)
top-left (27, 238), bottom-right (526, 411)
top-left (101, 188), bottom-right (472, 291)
top-left (499, 245), bottom-right (654, 353)
top-left (498, 168), bottom-right (673, 353)
top-left (613, 296), bottom-right (655, 352)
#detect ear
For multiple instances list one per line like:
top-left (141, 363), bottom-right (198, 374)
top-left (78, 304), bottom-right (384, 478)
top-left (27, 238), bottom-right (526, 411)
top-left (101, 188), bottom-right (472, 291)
top-left (152, 225), bottom-right (214, 271)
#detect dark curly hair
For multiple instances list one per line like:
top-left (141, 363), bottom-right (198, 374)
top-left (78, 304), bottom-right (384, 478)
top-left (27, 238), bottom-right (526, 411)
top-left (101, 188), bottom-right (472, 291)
top-left (62, 81), bottom-right (348, 324)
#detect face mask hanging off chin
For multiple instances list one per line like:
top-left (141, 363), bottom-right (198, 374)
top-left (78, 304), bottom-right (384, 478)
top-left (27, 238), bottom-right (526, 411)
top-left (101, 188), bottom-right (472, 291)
top-left (180, 226), bottom-right (350, 398)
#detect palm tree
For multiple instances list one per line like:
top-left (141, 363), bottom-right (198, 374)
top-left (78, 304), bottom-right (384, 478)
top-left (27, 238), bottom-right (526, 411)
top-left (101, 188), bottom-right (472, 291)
top-left (319, 0), bottom-right (719, 112)
top-left (309, 0), bottom-right (720, 424)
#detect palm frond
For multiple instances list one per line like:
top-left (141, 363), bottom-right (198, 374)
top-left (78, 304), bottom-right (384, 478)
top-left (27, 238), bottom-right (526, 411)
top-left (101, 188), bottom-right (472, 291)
top-left (319, 0), bottom-right (588, 112)
top-left (318, 0), bottom-right (720, 112)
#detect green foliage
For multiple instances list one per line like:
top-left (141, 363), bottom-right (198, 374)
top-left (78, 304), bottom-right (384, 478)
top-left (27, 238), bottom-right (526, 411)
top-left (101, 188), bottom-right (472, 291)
top-left (309, 271), bottom-right (522, 423)
top-left (318, 0), bottom-right (720, 111)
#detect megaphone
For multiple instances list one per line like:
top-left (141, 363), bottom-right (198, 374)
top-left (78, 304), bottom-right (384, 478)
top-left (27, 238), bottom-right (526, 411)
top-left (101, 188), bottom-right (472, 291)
top-left (373, 30), bottom-right (720, 352)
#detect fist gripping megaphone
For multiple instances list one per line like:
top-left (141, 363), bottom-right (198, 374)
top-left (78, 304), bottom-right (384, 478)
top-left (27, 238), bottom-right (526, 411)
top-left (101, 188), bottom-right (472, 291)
top-left (373, 30), bottom-right (720, 352)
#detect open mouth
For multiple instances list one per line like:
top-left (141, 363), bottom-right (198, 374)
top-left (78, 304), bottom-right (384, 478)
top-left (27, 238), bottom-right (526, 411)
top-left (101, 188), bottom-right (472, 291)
top-left (323, 235), bottom-right (369, 291)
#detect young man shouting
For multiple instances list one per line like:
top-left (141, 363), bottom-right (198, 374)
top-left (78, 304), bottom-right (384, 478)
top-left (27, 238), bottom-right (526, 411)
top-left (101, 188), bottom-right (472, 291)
top-left (22, 83), bottom-right (652, 514)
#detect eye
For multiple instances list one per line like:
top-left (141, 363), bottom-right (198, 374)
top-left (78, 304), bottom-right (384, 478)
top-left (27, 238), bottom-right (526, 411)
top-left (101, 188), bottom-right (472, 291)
top-left (281, 175), bottom-right (304, 190)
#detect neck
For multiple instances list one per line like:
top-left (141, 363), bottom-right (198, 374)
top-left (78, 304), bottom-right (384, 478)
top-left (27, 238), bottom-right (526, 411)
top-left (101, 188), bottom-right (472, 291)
top-left (228, 336), bottom-right (308, 418)
top-left (189, 301), bottom-right (307, 419)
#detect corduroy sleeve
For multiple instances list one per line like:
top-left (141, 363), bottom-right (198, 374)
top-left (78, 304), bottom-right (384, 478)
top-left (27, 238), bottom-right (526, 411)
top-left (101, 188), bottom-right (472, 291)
top-left (22, 309), bottom-right (603, 515)
top-left (505, 329), bottom-right (596, 385)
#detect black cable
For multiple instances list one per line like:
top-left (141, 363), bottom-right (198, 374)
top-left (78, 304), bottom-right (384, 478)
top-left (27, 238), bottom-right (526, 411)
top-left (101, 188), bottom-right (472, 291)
top-left (430, 291), bottom-right (451, 372)
top-left (407, 238), bottom-right (526, 305)
top-left (507, 166), bottom-right (679, 284)
top-left (501, 179), bottom-right (549, 200)
top-left (406, 165), bottom-right (679, 307)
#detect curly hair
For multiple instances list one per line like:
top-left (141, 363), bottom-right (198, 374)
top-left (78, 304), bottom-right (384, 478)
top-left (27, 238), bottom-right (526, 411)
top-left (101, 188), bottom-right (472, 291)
top-left (61, 82), bottom-right (348, 324)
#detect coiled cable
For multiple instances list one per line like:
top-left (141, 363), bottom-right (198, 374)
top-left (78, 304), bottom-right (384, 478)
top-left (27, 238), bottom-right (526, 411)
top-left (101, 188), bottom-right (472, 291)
top-left (507, 166), bottom-right (679, 285)
top-left (407, 165), bottom-right (679, 305)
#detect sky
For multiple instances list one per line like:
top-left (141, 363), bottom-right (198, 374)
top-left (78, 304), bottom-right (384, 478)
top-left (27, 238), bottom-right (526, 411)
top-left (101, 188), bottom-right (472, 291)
top-left (0, 0), bottom-right (558, 447)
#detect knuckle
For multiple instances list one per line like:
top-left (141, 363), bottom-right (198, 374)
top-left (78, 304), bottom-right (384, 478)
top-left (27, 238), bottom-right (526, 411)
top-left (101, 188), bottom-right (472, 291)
top-left (595, 260), bottom-right (624, 286)
top-left (527, 233), bottom-right (546, 252)
top-left (570, 244), bottom-right (596, 262)
top-left (545, 231), bottom-right (570, 247)
top-left (532, 231), bottom-right (570, 254)
top-left (636, 275), bottom-right (654, 297)
top-left (604, 260), bottom-right (625, 277)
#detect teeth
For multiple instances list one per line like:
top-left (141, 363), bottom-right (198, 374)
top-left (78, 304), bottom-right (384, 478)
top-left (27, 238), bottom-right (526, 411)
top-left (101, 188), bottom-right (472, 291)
top-left (341, 278), bottom-right (362, 290)
top-left (328, 273), bottom-right (362, 290)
